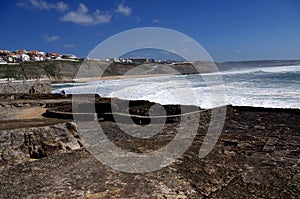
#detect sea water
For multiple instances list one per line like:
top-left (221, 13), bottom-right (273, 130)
top-left (52, 65), bottom-right (300, 109)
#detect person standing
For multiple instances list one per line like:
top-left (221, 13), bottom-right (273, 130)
top-left (31, 85), bottom-right (36, 94)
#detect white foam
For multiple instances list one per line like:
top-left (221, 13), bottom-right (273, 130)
top-left (200, 65), bottom-right (300, 76)
top-left (52, 65), bottom-right (300, 109)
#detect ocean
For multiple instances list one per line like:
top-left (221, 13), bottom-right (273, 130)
top-left (52, 65), bottom-right (300, 109)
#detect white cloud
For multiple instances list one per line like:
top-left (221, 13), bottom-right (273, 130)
top-left (64, 44), bottom-right (76, 48)
top-left (153, 19), bottom-right (160, 23)
top-left (43, 34), bottom-right (60, 42)
top-left (29, 0), bottom-right (51, 10)
top-left (235, 50), bottom-right (241, 54)
top-left (56, 1), bottom-right (68, 12)
top-left (61, 3), bottom-right (112, 25)
top-left (94, 9), bottom-right (112, 23)
top-left (116, 3), bottom-right (132, 16)
top-left (17, 0), bottom-right (68, 12)
top-left (18, 1), bottom-right (132, 26)
top-left (61, 4), bottom-right (93, 25)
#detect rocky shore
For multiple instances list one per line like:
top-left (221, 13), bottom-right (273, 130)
top-left (0, 94), bottom-right (299, 198)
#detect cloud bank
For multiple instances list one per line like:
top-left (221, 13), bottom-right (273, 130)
top-left (18, 1), bottom-right (133, 25)
top-left (18, 0), bottom-right (68, 12)
top-left (61, 3), bottom-right (111, 25)
top-left (116, 3), bottom-right (132, 16)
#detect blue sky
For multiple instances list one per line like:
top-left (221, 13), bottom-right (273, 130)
top-left (0, 0), bottom-right (300, 62)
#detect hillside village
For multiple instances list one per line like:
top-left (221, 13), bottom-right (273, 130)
top-left (0, 49), bottom-right (191, 65)
top-left (0, 49), bottom-right (78, 64)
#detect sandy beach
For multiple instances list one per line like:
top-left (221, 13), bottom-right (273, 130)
top-left (52, 73), bottom-right (177, 84)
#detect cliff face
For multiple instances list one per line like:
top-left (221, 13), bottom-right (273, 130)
top-left (0, 61), bottom-right (203, 81)
top-left (0, 61), bottom-right (82, 80)
top-left (1, 60), bottom-right (299, 82)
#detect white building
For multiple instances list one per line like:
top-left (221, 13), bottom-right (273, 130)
top-left (0, 57), bottom-right (7, 64)
top-left (20, 54), bottom-right (30, 62)
top-left (32, 56), bottom-right (44, 61)
top-left (38, 51), bottom-right (46, 56)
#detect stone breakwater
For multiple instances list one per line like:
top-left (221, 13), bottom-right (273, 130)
top-left (0, 94), bottom-right (299, 198)
top-left (0, 78), bottom-right (51, 93)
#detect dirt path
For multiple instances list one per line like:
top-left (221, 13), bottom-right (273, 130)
top-left (17, 107), bottom-right (47, 119)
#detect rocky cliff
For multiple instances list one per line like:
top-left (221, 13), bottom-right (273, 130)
top-left (0, 60), bottom-right (206, 81)
top-left (1, 60), bottom-right (299, 82)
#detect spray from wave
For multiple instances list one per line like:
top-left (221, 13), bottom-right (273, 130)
top-left (53, 65), bottom-right (300, 109)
